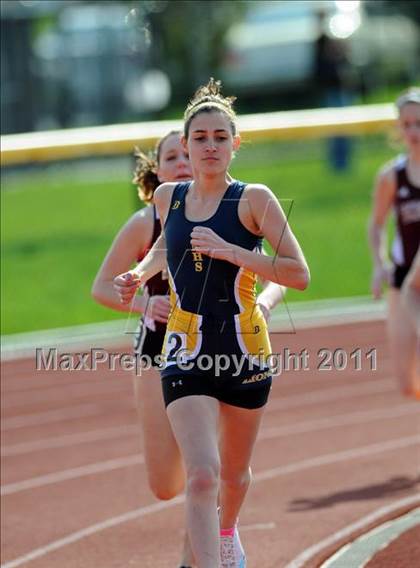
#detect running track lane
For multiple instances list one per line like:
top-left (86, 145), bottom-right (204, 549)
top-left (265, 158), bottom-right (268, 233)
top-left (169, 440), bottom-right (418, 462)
top-left (1, 320), bottom-right (419, 567)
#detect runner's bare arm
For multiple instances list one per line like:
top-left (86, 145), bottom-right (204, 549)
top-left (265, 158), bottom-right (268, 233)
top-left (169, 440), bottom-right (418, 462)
top-left (190, 184), bottom-right (309, 290)
top-left (131, 182), bottom-right (176, 281)
top-left (256, 281), bottom-right (286, 321)
top-left (113, 183), bottom-right (174, 304)
top-left (92, 208), bottom-right (154, 313)
top-left (257, 248), bottom-right (286, 319)
top-left (367, 164), bottom-right (396, 299)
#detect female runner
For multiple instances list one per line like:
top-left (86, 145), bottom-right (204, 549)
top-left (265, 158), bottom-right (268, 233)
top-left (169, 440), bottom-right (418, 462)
top-left (368, 88), bottom-right (420, 398)
top-left (92, 131), bottom-right (196, 567)
top-left (114, 79), bottom-right (309, 567)
top-left (93, 128), bottom-right (284, 566)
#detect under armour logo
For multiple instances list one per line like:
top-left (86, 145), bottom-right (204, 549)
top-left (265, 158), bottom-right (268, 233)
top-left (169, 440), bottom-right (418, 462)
top-left (172, 200), bottom-right (181, 210)
top-left (172, 379), bottom-right (183, 387)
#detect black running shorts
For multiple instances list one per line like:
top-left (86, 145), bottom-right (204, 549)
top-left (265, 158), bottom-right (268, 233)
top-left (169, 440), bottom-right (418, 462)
top-left (133, 319), bottom-right (166, 366)
top-left (162, 370), bottom-right (272, 409)
top-left (391, 265), bottom-right (410, 289)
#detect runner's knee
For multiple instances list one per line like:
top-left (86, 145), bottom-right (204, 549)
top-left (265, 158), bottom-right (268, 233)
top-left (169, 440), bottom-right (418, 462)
top-left (221, 466), bottom-right (252, 491)
top-left (148, 472), bottom-right (184, 501)
top-left (187, 463), bottom-right (220, 496)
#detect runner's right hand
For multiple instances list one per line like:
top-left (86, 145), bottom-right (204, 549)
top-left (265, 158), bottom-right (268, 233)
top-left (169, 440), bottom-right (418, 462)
top-left (114, 271), bottom-right (142, 304)
top-left (371, 265), bottom-right (391, 300)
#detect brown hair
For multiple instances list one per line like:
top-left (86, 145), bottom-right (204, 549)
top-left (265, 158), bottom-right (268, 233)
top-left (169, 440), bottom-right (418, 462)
top-left (132, 130), bottom-right (181, 204)
top-left (184, 78), bottom-right (237, 139)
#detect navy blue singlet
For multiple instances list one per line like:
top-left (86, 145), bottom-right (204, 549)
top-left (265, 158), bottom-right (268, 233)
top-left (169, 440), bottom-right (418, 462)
top-left (161, 180), bottom-right (272, 379)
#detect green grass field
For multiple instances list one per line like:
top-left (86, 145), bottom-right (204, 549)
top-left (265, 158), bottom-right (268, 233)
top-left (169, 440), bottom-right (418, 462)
top-left (1, 136), bottom-right (394, 335)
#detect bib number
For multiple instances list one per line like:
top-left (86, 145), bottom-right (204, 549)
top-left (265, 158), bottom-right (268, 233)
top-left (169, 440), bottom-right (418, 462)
top-left (165, 332), bottom-right (187, 365)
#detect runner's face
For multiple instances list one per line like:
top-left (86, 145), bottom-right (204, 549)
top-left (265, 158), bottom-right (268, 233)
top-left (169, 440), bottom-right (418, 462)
top-left (157, 134), bottom-right (192, 182)
top-left (398, 103), bottom-right (420, 150)
top-left (185, 111), bottom-right (239, 176)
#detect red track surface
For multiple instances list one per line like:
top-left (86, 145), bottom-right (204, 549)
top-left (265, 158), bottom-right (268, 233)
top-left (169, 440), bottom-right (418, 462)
top-left (1, 321), bottom-right (419, 567)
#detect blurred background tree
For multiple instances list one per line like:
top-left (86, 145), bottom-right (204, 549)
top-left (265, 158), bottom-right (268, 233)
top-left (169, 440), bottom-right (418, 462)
top-left (369, 0), bottom-right (420, 25)
top-left (142, 0), bottom-right (246, 105)
top-left (1, 0), bottom-right (419, 133)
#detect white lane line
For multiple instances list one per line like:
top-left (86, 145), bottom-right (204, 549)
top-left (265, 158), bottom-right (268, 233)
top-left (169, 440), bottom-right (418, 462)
top-left (1, 382), bottom-right (130, 412)
top-left (0, 496), bottom-right (186, 568)
top-left (284, 496), bottom-right (420, 568)
top-left (0, 296), bottom-right (386, 362)
top-left (2, 435), bottom-right (418, 568)
top-left (254, 435), bottom-right (420, 483)
top-left (1, 455), bottom-right (144, 496)
top-left (240, 522), bottom-right (276, 532)
top-left (0, 320), bottom-right (130, 362)
top-left (1, 425), bottom-right (139, 457)
top-left (269, 295), bottom-right (386, 331)
top-left (321, 508), bottom-right (420, 568)
top-left (260, 403), bottom-right (419, 440)
top-left (3, 404), bottom-right (417, 494)
top-left (1, 404), bottom-right (108, 431)
top-left (1, 378), bottom-right (394, 433)
top-left (2, 398), bottom-right (412, 457)
top-left (266, 379), bottom-right (394, 413)
top-left (1, 376), bottom-right (119, 392)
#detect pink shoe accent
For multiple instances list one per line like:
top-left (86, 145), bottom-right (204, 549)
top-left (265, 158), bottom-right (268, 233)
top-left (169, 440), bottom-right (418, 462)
top-left (220, 527), bottom-right (235, 538)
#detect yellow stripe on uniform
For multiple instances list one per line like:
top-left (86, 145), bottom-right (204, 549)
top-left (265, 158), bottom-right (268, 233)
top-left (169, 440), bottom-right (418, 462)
top-left (235, 307), bottom-right (272, 362)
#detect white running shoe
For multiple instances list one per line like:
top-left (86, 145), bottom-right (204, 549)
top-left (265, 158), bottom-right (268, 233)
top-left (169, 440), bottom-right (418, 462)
top-left (220, 526), bottom-right (246, 568)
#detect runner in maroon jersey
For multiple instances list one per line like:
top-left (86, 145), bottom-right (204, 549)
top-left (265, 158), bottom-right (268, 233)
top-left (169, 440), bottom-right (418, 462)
top-left (92, 131), bottom-right (196, 567)
top-left (368, 88), bottom-right (420, 398)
